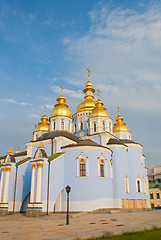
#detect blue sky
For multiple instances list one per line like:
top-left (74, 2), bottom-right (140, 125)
top-left (0, 0), bottom-right (161, 167)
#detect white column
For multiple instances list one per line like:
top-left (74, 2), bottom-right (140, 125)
top-left (3, 167), bottom-right (11, 203)
top-left (30, 163), bottom-right (36, 203)
top-left (0, 168), bottom-right (4, 202)
top-left (36, 162), bottom-right (43, 203)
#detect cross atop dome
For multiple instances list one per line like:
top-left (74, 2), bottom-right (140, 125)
top-left (60, 86), bottom-right (64, 96)
top-left (86, 67), bottom-right (90, 82)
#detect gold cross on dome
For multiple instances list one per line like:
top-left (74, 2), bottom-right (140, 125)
top-left (117, 106), bottom-right (120, 115)
top-left (60, 86), bottom-right (63, 95)
top-left (11, 141), bottom-right (13, 146)
top-left (44, 105), bottom-right (47, 114)
top-left (86, 67), bottom-right (90, 77)
top-left (97, 89), bottom-right (100, 100)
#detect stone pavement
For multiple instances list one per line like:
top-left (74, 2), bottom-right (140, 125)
top-left (0, 210), bottom-right (161, 240)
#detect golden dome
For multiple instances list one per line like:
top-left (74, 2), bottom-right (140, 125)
top-left (77, 68), bottom-right (96, 113)
top-left (51, 86), bottom-right (71, 118)
top-left (90, 89), bottom-right (110, 118)
top-left (35, 106), bottom-right (50, 132)
top-left (113, 106), bottom-right (130, 132)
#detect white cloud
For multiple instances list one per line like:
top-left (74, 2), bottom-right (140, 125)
top-left (1, 98), bottom-right (33, 106)
top-left (50, 86), bottom-right (84, 99)
top-left (30, 114), bottom-right (40, 119)
top-left (63, 2), bottom-right (161, 114)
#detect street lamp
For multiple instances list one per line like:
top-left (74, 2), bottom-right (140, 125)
top-left (66, 185), bottom-right (71, 225)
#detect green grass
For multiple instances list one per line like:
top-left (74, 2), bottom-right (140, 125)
top-left (92, 228), bottom-right (161, 240)
top-left (48, 152), bottom-right (64, 162)
top-left (16, 157), bottom-right (31, 166)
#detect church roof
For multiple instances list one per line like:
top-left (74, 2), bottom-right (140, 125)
top-left (36, 130), bottom-right (80, 143)
top-left (120, 139), bottom-right (143, 147)
top-left (107, 138), bottom-right (127, 146)
top-left (61, 139), bottom-right (112, 152)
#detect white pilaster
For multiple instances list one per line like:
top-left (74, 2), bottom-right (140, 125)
top-left (30, 163), bottom-right (36, 203)
top-left (36, 162), bottom-right (43, 202)
top-left (0, 168), bottom-right (4, 202)
top-left (3, 167), bottom-right (11, 203)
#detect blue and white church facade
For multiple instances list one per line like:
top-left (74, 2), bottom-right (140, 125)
top-left (0, 71), bottom-right (150, 216)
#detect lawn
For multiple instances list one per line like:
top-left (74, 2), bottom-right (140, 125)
top-left (92, 228), bottom-right (161, 239)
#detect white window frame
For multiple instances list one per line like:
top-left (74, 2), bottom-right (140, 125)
top-left (76, 152), bottom-right (89, 177)
top-left (136, 176), bottom-right (142, 193)
top-left (97, 153), bottom-right (107, 178)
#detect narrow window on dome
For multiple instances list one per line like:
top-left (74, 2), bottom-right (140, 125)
top-left (61, 120), bottom-right (64, 130)
top-left (102, 122), bottom-right (105, 132)
top-left (53, 121), bottom-right (56, 130)
top-left (80, 121), bottom-right (83, 131)
top-left (68, 121), bottom-right (71, 131)
top-left (109, 122), bottom-right (111, 133)
top-left (74, 123), bottom-right (77, 132)
top-left (94, 123), bottom-right (96, 132)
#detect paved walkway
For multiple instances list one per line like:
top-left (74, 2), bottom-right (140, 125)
top-left (0, 210), bottom-right (161, 240)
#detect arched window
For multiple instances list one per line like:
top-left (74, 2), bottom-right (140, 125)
top-left (102, 122), bottom-right (105, 132)
top-left (137, 179), bottom-right (141, 193)
top-left (94, 122), bottom-right (96, 132)
top-left (80, 121), bottom-right (83, 131)
top-left (61, 120), bottom-right (64, 130)
top-left (100, 161), bottom-right (105, 177)
top-left (74, 123), bottom-right (77, 132)
top-left (110, 161), bottom-right (113, 179)
top-left (98, 153), bottom-right (107, 178)
top-left (80, 160), bottom-right (86, 176)
top-left (53, 121), bottom-right (56, 130)
top-left (125, 176), bottom-right (129, 193)
top-left (76, 152), bottom-right (88, 177)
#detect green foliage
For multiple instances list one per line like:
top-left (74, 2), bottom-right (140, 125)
top-left (149, 183), bottom-right (161, 189)
top-left (90, 228), bottom-right (161, 240)
top-left (16, 157), bottom-right (31, 166)
top-left (48, 152), bottom-right (64, 162)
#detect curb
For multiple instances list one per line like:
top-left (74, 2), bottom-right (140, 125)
top-left (44, 222), bottom-right (161, 240)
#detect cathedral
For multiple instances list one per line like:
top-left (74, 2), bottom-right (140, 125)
top-left (0, 70), bottom-right (150, 216)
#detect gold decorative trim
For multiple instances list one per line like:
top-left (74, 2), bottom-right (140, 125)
top-left (37, 162), bottom-right (43, 168)
top-left (1, 168), bottom-right (4, 172)
top-left (32, 164), bottom-right (36, 169)
top-left (6, 167), bottom-right (11, 172)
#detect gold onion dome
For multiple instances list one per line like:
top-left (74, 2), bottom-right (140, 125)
top-left (113, 106), bottom-right (130, 132)
top-left (51, 86), bottom-right (71, 118)
top-left (90, 89), bottom-right (110, 118)
top-left (77, 68), bottom-right (96, 113)
top-left (35, 106), bottom-right (50, 132)
top-left (7, 142), bottom-right (14, 154)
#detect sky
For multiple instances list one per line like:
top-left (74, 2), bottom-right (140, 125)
top-left (0, 0), bottom-right (161, 167)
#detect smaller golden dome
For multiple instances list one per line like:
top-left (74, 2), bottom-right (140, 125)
top-left (51, 86), bottom-right (71, 118)
top-left (90, 89), bottom-right (110, 118)
top-left (35, 106), bottom-right (50, 132)
top-left (8, 142), bottom-right (14, 154)
top-left (113, 106), bottom-right (130, 132)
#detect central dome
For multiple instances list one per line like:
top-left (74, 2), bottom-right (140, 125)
top-left (51, 87), bottom-right (71, 118)
top-left (77, 68), bottom-right (95, 113)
